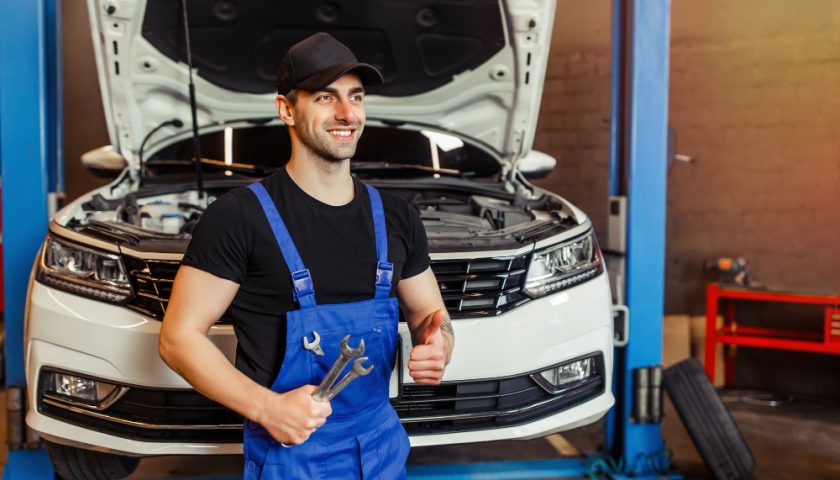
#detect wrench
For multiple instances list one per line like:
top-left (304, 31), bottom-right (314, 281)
top-left (315, 357), bottom-right (374, 402)
top-left (312, 335), bottom-right (365, 400)
top-left (302, 331), bottom-right (324, 356)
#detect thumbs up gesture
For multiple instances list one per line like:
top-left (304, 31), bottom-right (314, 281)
top-left (408, 309), bottom-right (453, 385)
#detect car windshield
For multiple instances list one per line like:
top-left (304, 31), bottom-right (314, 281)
top-left (147, 124), bottom-right (501, 179)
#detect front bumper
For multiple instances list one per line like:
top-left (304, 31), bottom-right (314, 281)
top-left (26, 273), bottom-right (614, 456)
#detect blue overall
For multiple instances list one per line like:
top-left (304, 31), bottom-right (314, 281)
top-left (242, 182), bottom-right (410, 479)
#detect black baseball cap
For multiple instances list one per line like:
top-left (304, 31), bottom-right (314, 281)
top-left (276, 33), bottom-right (383, 95)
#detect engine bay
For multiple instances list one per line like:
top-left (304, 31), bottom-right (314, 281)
top-left (67, 180), bottom-right (578, 251)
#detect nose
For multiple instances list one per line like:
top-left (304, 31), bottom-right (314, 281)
top-left (334, 97), bottom-right (356, 123)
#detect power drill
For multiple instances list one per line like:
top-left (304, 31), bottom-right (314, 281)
top-left (705, 257), bottom-right (752, 287)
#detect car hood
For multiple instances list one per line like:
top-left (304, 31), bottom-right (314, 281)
top-left (86, 0), bottom-right (556, 172)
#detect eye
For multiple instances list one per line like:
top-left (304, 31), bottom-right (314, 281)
top-left (317, 94), bottom-right (332, 102)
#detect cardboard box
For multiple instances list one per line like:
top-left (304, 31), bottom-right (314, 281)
top-left (663, 315), bottom-right (691, 368)
top-left (690, 315), bottom-right (725, 387)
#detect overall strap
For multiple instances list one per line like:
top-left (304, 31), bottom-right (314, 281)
top-left (248, 182), bottom-right (317, 308)
top-left (364, 184), bottom-right (393, 299)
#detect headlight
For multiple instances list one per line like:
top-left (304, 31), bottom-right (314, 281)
top-left (523, 231), bottom-right (603, 298)
top-left (36, 235), bottom-right (131, 303)
top-left (530, 355), bottom-right (601, 395)
top-left (538, 357), bottom-right (593, 387)
top-left (41, 370), bottom-right (128, 411)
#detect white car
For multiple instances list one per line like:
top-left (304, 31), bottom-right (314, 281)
top-left (26, 0), bottom-right (614, 477)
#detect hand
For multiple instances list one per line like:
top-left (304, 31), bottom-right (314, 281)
top-left (257, 385), bottom-right (332, 445)
top-left (408, 309), bottom-right (453, 385)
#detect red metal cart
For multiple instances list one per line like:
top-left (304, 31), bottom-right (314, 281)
top-left (704, 283), bottom-right (840, 384)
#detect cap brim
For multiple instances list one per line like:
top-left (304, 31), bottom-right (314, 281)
top-left (294, 62), bottom-right (383, 92)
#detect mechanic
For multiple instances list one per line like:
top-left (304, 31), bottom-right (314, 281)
top-left (159, 32), bottom-right (454, 478)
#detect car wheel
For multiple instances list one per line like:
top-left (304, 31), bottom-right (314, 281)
top-left (45, 441), bottom-right (140, 480)
top-left (663, 358), bottom-right (755, 480)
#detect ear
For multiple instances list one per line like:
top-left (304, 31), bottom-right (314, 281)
top-left (276, 95), bottom-right (295, 126)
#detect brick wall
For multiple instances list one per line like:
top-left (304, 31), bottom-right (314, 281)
top-left (62, 0), bottom-right (111, 202)
top-left (533, 0), bottom-right (840, 315)
top-left (532, 1), bottom-right (612, 239)
top-left (667, 0), bottom-right (840, 314)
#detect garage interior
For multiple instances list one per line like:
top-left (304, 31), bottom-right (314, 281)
top-left (2, 0), bottom-right (840, 479)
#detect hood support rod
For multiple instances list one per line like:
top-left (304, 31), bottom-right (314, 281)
top-left (180, 0), bottom-right (204, 199)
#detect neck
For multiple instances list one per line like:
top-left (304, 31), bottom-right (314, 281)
top-left (285, 152), bottom-right (354, 206)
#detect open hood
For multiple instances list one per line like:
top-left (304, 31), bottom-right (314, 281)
top-left (87, 0), bottom-right (556, 171)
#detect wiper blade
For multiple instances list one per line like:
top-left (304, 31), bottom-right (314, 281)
top-left (146, 157), bottom-right (276, 176)
top-left (351, 162), bottom-right (461, 177)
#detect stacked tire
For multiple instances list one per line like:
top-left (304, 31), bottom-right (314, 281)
top-left (664, 358), bottom-right (755, 480)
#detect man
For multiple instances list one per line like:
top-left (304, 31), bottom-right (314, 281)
top-left (159, 33), bottom-right (454, 478)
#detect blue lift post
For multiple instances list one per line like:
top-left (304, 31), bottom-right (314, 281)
top-left (606, 0), bottom-right (673, 477)
top-left (0, 0), bottom-right (60, 477)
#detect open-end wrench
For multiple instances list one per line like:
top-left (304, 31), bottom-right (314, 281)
top-left (316, 357), bottom-right (374, 402)
top-left (302, 331), bottom-right (324, 356)
top-left (312, 335), bottom-right (365, 400)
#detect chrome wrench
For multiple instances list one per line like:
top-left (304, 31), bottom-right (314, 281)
top-left (302, 331), bottom-right (324, 356)
top-left (316, 357), bottom-right (374, 402)
top-left (312, 335), bottom-right (365, 401)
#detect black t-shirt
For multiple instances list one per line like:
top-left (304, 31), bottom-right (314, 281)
top-left (181, 168), bottom-right (430, 387)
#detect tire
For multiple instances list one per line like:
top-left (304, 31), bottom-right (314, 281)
top-left (45, 441), bottom-right (140, 480)
top-left (664, 358), bottom-right (755, 480)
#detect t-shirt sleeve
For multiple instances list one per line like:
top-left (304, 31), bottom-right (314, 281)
top-left (181, 191), bottom-right (250, 284)
top-left (401, 202), bottom-right (431, 279)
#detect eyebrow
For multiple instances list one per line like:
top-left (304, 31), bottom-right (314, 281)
top-left (318, 86), bottom-right (366, 95)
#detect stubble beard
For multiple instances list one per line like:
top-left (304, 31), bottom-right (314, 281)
top-left (299, 123), bottom-right (363, 164)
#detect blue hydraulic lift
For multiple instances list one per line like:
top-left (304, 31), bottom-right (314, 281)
top-left (1, 0), bottom-right (60, 477)
top-left (1, 0), bottom-right (671, 478)
top-left (605, 0), bottom-right (673, 475)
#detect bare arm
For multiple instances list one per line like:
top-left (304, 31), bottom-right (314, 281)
top-left (159, 265), bottom-right (329, 444)
top-left (397, 267), bottom-right (454, 384)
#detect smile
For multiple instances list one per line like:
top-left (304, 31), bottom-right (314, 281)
top-left (327, 129), bottom-right (354, 138)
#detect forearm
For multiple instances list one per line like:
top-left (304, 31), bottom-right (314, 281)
top-left (159, 327), bottom-right (271, 425)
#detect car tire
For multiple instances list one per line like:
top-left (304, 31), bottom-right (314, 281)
top-left (45, 441), bottom-right (140, 480)
top-left (663, 358), bottom-right (755, 480)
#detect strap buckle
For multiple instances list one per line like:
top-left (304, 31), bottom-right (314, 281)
top-left (291, 269), bottom-right (315, 301)
top-left (376, 261), bottom-right (394, 288)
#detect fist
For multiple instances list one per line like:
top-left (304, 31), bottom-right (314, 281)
top-left (260, 385), bottom-right (331, 445)
top-left (408, 309), bottom-right (451, 384)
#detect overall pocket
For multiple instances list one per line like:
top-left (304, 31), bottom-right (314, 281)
top-left (356, 410), bottom-right (410, 480)
top-left (308, 328), bottom-right (388, 416)
top-left (261, 440), bottom-right (335, 480)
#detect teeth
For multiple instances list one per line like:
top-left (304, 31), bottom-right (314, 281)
top-left (328, 130), bottom-right (352, 137)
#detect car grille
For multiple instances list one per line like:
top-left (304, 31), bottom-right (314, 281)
top-left (123, 254), bottom-right (532, 320)
top-left (38, 355), bottom-right (604, 443)
top-left (123, 257), bottom-right (180, 320)
top-left (431, 254), bottom-right (531, 318)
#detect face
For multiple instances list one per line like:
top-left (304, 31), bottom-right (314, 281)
top-left (277, 73), bottom-right (366, 163)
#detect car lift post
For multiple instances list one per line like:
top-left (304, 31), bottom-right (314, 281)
top-left (0, 0), bottom-right (60, 477)
top-left (603, 0), bottom-right (674, 477)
